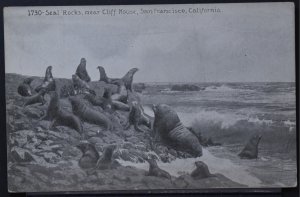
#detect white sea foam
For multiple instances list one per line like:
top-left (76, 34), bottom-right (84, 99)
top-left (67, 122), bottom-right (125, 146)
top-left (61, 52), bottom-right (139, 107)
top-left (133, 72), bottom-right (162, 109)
top-left (117, 148), bottom-right (263, 187)
top-left (247, 117), bottom-right (273, 125)
top-left (283, 120), bottom-right (295, 127)
top-left (177, 110), bottom-right (244, 129)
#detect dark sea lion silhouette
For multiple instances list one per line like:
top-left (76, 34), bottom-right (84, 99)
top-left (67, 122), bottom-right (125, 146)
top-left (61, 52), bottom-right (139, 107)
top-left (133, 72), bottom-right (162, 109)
top-left (152, 104), bottom-right (202, 157)
top-left (146, 158), bottom-right (171, 179)
top-left (76, 142), bottom-right (100, 169)
top-left (69, 96), bottom-right (113, 130)
top-left (97, 66), bottom-right (139, 91)
top-left (23, 88), bottom-right (46, 107)
top-left (76, 58), bottom-right (91, 82)
top-left (42, 91), bottom-right (84, 137)
top-left (238, 134), bottom-right (262, 159)
top-left (72, 74), bottom-right (95, 95)
top-left (125, 102), bottom-right (151, 132)
top-left (35, 66), bottom-right (56, 92)
top-left (191, 161), bottom-right (216, 180)
top-left (18, 77), bottom-right (35, 97)
top-left (97, 66), bottom-right (119, 84)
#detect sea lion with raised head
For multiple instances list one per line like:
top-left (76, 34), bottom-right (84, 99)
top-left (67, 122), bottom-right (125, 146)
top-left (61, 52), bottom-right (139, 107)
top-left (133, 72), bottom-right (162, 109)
top-left (35, 66), bottom-right (56, 92)
top-left (76, 58), bottom-right (91, 82)
top-left (97, 66), bottom-right (120, 84)
top-left (43, 91), bottom-right (84, 137)
top-left (76, 142), bottom-right (100, 169)
top-left (96, 145), bottom-right (119, 170)
top-left (72, 74), bottom-right (95, 95)
top-left (191, 161), bottom-right (216, 180)
top-left (69, 96), bottom-right (113, 130)
top-left (146, 158), bottom-right (171, 179)
top-left (23, 88), bottom-right (47, 107)
top-left (152, 104), bottom-right (203, 157)
top-left (97, 66), bottom-right (139, 91)
top-left (238, 134), bottom-right (262, 159)
top-left (18, 77), bottom-right (35, 97)
top-left (125, 102), bottom-right (151, 132)
top-left (122, 68), bottom-right (138, 91)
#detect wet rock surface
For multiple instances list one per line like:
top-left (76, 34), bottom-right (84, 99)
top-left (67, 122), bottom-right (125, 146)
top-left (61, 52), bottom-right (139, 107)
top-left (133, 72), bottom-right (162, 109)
top-left (6, 73), bottom-right (243, 192)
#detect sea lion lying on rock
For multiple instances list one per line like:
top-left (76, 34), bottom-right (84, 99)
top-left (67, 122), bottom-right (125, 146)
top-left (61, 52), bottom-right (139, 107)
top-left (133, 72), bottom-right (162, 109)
top-left (76, 58), bottom-right (91, 82)
top-left (84, 89), bottom-right (129, 112)
top-left (42, 91), bottom-right (84, 137)
top-left (18, 77), bottom-right (35, 97)
top-left (152, 104), bottom-right (203, 157)
top-left (191, 161), bottom-right (216, 180)
top-left (238, 134), bottom-right (262, 159)
top-left (23, 88), bottom-right (47, 107)
top-left (72, 74), bottom-right (95, 95)
top-left (35, 66), bottom-right (56, 92)
top-left (146, 158), bottom-right (171, 180)
top-left (69, 96), bottom-right (113, 130)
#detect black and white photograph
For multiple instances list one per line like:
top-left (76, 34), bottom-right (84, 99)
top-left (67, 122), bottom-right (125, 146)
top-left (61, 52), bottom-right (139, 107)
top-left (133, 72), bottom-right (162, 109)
top-left (4, 3), bottom-right (296, 192)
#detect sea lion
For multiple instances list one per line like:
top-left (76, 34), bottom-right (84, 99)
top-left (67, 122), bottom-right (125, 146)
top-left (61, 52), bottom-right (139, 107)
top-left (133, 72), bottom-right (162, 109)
top-left (76, 58), bottom-right (91, 82)
top-left (110, 81), bottom-right (128, 103)
top-left (238, 134), bottom-right (262, 159)
top-left (103, 88), bottom-right (130, 111)
top-left (96, 145), bottom-right (119, 170)
top-left (152, 104), bottom-right (203, 157)
top-left (17, 77), bottom-right (35, 97)
top-left (146, 158), bottom-right (171, 179)
top-left (125, 102), bottom-right (151, 132)
top-left (97, 66), bottom-right (139, 91)
top-left (43, 91), bottom-right (84, 137)
top-left (84, 89), bottom-right (129, 112)
top-left (84, 94), bottom-right (110, 111)
top-left (122, 68), bottom-right (139, 91)
top-left (76, 142), bottom-right (100, 169)
top-left (69, 96), bottom-right (113, 130)
top-left (97, 66), bottom-right (120, 84)
top-left (72, 74), bottom-right (95, 95)
top-left (23, 88), bottom-right (47, 107)
top-left (191, 161), bottom-right (216, 180)
top-left (35, 66), bottom-right (56, 92)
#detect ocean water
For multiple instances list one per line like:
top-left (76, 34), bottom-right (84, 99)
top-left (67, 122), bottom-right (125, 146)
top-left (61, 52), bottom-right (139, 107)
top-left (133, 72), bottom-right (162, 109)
top-left (137, 82), bottom-right (296, 187)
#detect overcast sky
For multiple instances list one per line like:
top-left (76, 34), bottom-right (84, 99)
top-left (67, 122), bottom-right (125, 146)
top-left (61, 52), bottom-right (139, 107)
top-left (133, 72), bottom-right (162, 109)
top-left (4, 3), bottom-right (295, 82)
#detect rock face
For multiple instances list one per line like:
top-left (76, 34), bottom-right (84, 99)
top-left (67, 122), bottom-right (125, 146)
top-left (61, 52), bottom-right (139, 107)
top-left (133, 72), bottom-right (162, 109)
top-left (6, 73), bottom-right (243, 192)
top-left (170, 84), bottom-right (201, 91)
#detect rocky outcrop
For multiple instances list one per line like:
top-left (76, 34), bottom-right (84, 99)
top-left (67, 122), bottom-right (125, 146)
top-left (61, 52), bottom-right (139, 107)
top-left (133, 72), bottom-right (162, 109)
top-left (6, 73), bottom-right (243, 192)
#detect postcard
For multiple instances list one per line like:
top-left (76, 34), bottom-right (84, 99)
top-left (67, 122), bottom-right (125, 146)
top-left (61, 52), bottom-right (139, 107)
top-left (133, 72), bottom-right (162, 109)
top-left (4, 2), bottom-right (296, 192)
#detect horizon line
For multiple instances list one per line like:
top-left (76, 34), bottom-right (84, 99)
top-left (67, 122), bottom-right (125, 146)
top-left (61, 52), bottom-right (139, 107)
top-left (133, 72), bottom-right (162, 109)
top-left (5, 72), bottom-right (295, 83)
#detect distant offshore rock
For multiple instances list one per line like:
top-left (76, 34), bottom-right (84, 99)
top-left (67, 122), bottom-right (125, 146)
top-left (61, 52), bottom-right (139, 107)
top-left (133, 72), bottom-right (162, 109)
top-left (171, 84), bottom-right (202, 91)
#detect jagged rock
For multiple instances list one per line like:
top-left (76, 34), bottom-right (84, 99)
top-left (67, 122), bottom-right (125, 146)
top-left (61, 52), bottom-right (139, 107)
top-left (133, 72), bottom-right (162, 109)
top-left (23, 107), bottom-right (44, 119)
top-left (11, 147), bottom-right (35, 162)
top-left (13, 119), bottom-right (32, 131)
top-left (88, 136), bottom-right (104, 145)
top-left (115, 149), bottom-right (146, 163)
top-left (10, 130), bottom-right (35, 147)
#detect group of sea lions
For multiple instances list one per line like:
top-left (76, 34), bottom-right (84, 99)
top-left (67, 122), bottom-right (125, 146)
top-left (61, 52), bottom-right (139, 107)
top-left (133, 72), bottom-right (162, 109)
top-left (16, 57), bottom-right (262, 180)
